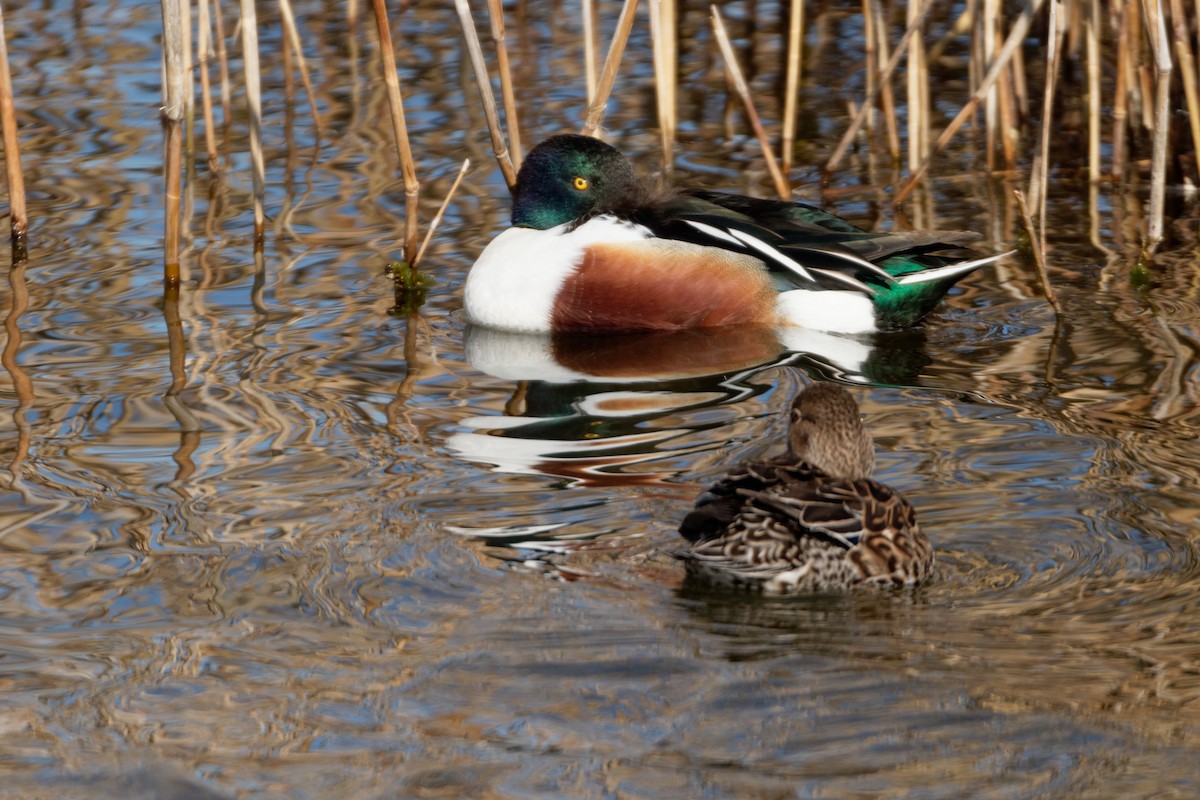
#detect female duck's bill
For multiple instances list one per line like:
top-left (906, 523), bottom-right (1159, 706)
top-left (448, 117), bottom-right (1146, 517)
top-left (465, 134), bottom-right (1010, 336)
top-left (678, 383), bottom-right (933, 593)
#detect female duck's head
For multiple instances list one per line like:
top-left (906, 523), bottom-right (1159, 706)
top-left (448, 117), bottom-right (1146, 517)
top-left (786, 383), bottom-right (875, 480)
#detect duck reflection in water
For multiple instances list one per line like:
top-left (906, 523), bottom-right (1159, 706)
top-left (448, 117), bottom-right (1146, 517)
top-left (679, 383), bottom-right (934, 593)
top-left (447, 327), bottom-right (932, 558)
top-left (451, 325), bottom-right (932, 490)
top-left (452, 325), bottom-right (787, 489)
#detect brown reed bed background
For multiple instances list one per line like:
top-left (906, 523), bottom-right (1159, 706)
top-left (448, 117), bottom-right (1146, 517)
top-left (0, 0), bottom-right (1198, 277)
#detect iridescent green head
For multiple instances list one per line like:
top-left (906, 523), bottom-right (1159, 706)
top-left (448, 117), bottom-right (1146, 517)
top-left (511, 135), bottom-right (642, 230)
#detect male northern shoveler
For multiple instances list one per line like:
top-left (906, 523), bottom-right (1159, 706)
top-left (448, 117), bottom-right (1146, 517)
top-left (465, 134), bottom-right (1007, 335)
top-left (678, 383), bottom-right (933, 593)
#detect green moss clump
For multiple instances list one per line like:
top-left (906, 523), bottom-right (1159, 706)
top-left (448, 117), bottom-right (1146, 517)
top-left (1129, 256), bottom-right (1152, 291)
top-left (386, 260), bottom-right (432, 316)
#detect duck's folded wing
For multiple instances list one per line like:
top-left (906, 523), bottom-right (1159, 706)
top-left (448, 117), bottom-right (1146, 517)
top-left (737, 477), bottom-right (913, 550)
top-left (689, 189), bottom-right (984, 259)
top-left (678, 459), bottom-right (815, 544)
top-left (639, 193), bottom-right (895, 293)
top-left (670, 190), bottom-right (991, 286)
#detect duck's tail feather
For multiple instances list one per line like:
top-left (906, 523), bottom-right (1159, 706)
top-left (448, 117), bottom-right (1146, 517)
top-left (894, 249), bottom-right (1015, 286)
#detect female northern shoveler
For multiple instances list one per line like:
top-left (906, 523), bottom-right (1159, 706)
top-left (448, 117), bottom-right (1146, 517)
top-left (678, 383), bottom-right (933, 593)
top-left (465, 134), bottom-right (1007, 335)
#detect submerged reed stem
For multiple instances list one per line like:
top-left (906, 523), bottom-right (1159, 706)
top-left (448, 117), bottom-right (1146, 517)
top-left (2, 258), bottom-right (33, 410)
top-left (2, 258), bottom-right (34, 477)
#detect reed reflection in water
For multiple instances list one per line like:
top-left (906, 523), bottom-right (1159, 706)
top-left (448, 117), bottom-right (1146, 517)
top-left (0, 1), bottom-right (1199, 798)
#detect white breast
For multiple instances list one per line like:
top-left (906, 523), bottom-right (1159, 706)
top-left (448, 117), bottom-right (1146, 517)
top-left (464, 216), bottom-right (653, 333)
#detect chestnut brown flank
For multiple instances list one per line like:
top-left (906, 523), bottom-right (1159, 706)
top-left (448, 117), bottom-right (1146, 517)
top-left (551, 241), bottom-right (776, 332)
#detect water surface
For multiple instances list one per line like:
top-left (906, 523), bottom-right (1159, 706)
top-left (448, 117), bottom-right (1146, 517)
top-left (2, 2), bottom-right (1200, 797)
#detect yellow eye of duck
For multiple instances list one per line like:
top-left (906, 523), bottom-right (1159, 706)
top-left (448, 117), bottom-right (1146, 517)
top-left (573, 176), bottom-right (589, 191)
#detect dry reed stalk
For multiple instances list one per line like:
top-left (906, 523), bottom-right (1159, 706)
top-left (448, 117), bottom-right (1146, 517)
top-left (1143, 0), bottom-right (1172, 251)
top-left (486, 0), bottom-right (522, 169)
top-left (998, 4), bottom-right (1023, 168)
top-left (781, 0), bottom-right (803, 174)
top-left (649, 0), bottom-right (678, 167)
top-left (1014, 188), bottom-right (1059, 312)
top-left (870, 0), bottom-right (900, 160)
top-left (278, 39), bottom-right (298, 240)
top-left (160, 0), bottom-right (199, 434)
top-left (1028, 0), bottom-right (1064, 232)
top-left (239, 0), bottom-right (267, 244)
top-left (1112, 0), bottom-right (1131, 180)
top-left (278, 0), bottom-right (324, 136)
top-left (1195, 0), bottom-right (1200, 59)
top-left (583, 0), bottom-right (599, 103)
top-left (906, 0), bottom-right (927, 173)
top-left (826, 0), bottom-right (933, 177)
top-left (971, 0), bottom-right (1025, 166)
top-left (161, 0), bottom-right (186, 283)
top-left (860, 0), bottom-right (877, 149)
top-left (163, 120), bottom-right (184, 279)
top-left (580, 0), bottom-right (640, 137)
top-left (455, 0), bottom-right (517, 189)
top-left (997, 64), bottom-right (1018, 167)
top-left (1085, 0), bottom-right (1101, 184)
top-left (197, 0), bottom-right (219, 169)
top-left (212, 0), bottom-right (233, 147)
top-left (1010, 26), bottom-right (1029, 119)
top-left (710, 6), bottom-right (790, 200)
top-left (894, 0), bottom-right (1044, 204)
top-left (0, 1), bottom-right (28, 260)
top-left (982, 0), bottom-right (998, 171)
top-left (414, 159), bottom-right (470, 266)
top-left (1169, 0), bottom-right (1200, 181)
top-left (1136, 19), bottom-right (1156, 135)
top-left (370, 0), bottom-right (421, 264)
top-left (182, 0), bottom-right (194, 162)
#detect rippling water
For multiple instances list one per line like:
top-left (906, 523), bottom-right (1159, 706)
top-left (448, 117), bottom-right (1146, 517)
top-left (2, 1), bottom-right (1200, 797)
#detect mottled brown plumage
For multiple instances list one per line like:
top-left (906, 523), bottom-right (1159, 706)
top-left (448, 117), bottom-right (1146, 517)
top-left (679, 383), bottom-right (933, 593)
